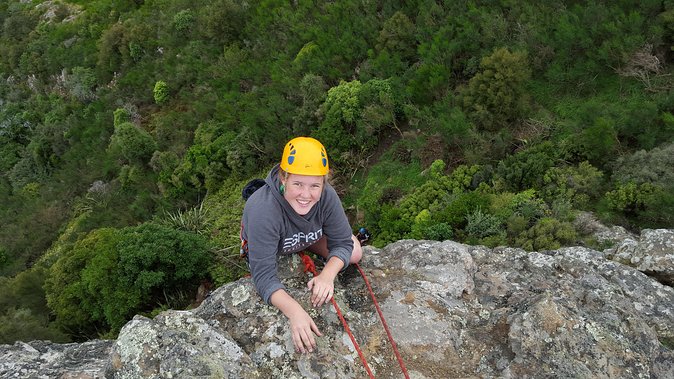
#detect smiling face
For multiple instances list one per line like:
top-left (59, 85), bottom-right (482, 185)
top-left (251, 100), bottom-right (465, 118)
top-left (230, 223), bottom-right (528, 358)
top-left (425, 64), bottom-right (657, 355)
top-left (281, 173), bottom-right (324, 215)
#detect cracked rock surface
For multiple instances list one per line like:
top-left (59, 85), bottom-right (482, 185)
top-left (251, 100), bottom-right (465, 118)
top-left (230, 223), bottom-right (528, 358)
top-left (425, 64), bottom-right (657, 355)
top-left (1, 233), bottom-right (673, 378)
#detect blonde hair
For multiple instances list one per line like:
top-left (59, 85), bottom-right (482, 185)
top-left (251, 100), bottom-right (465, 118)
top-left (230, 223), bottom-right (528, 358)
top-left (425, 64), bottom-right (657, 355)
top-left (279, 168), bottom-right (330, 185)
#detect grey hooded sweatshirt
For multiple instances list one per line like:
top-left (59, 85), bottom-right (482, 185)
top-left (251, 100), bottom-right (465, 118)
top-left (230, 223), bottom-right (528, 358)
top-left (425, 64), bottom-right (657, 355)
top-left (241, 164), bottom-right (354, 304)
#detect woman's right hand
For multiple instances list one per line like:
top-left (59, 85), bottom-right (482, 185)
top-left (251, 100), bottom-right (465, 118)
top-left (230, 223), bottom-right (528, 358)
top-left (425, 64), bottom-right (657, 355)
top-left (287, 307), bottom-right (322, 353)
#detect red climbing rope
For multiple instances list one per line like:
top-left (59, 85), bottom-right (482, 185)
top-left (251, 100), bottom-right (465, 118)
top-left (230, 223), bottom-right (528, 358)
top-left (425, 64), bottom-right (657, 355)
top-left (299, 252), bottom-right (410, 379)
top-left (355, 262), bottom-right (410, 379)
top-left (299, 252), bottom-right (375, 379)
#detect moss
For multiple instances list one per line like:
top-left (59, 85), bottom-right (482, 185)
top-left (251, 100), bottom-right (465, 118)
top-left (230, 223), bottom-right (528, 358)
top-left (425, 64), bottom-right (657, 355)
top-left (660, 337), bottom-right (674, 350)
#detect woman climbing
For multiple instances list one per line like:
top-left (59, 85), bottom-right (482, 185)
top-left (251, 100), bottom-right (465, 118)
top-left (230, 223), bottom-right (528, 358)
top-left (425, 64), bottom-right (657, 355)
top-left (240, 136), bottom-right (363, 354)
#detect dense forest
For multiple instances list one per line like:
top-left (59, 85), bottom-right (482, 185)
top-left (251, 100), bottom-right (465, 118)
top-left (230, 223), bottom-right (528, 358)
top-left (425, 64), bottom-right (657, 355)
top-left (0, 0), bottom-right (672, 343)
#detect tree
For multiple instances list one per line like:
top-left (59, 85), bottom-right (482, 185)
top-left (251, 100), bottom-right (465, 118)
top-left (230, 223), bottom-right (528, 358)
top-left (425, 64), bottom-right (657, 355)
top-left (153, 81), bottom-right (170, 105)
top-left (461, 48), bottom-right (531, 131)
top-left (66, 67), bottom-right (97, 102)
top-left (108, 122), bottom-right (157, 165)
top-left (495, 142), bottom-right (558, 192)
top-left (45, 223), bottom-right (211, 337)
top-left (173, 9), bottom-right (195, 34)
top-left (376, 11), bottom-right (416, 61)
top-left (293, 73), bottom-right (327, 135)
top-left (542, 161), bottom-right (604, 209)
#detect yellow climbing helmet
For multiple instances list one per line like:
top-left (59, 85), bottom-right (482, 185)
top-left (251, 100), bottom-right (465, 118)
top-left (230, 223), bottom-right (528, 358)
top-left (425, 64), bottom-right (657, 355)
top-left (280, 137), bottom-right (329, 176)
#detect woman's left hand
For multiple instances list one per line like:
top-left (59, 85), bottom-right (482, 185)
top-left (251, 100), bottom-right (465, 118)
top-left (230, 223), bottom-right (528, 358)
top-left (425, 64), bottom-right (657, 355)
top-left (307, 273), bottom-right (334, 307)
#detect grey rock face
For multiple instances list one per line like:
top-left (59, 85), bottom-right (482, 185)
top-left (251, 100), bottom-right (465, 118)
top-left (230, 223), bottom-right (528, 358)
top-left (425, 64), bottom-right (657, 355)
top-left (605, 229), bottom-right (674, 286)
top-left (2, 238), bottom-right (673, 378)
top-left (0, 339), bottom-right (112, 378)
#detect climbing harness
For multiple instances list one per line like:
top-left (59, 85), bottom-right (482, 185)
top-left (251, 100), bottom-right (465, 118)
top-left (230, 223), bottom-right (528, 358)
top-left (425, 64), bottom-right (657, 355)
top-left (299, 252), bottom-right (410, 379)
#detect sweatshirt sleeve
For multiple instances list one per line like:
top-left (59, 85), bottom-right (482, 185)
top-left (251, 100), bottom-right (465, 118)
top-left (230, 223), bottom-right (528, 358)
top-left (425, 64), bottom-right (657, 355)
top-left (320, 186), bottom-right (354, 269)
top-left (242, 194), bottom-right (285, 304)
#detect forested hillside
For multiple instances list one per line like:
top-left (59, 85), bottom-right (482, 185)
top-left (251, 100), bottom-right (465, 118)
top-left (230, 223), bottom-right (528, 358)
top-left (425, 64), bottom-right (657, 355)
top-left (0, 0), bottom-right (672, 343)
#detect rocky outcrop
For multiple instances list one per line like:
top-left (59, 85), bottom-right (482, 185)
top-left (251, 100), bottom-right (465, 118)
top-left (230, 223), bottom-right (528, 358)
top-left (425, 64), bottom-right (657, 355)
top-left (2, 236), bottom-right (673, 378)
top-left (0, 339), bottom-right (112, 378)
top-left (604, 229), bottom-right (674, 286)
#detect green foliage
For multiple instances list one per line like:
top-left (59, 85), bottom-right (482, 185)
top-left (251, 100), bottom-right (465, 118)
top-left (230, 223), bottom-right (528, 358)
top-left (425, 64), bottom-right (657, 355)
top-left (610, 143), bottom-right (674, 187)
top-left (293, 41), bottom-right (321, 73)
top-left (515, 218), bottom-right (578, 251)
top-left (173, 9), bottom-right (195, 34)
top-left (0, 307), bottom-right (69, 344)
top-left (164, 121), bottom-right (237, 197)
top-left (489, 189), bottom-right (550, 233)
top-left (604, 182), bottom-right (661, 215)
top-left (293, 73), bottom-right (327, 135)
top-left (542, 161), bottom-right (604, 209)
top-left (314, 78), bottom-right (402, 172)
top-left (351, 155), bottom-right (424, 234)
top-left (565, 117), bottom-right (618, 166)
top-left (410, 209), bottom-right (432, 240)
top-left (375, 163), bottom-right (483, 245)
top-left (113, 108), bottom-right (132, 128)
top-left (434, 190), bottom-right (492, 230)
top-left (465, 208), bottom-right (504, 240)
top-left (316, 80), bottom-right (362, 151)
top-left (0, 267), bottom-right (50, 318)
top-left (376, 11), bottom-right (416, 61)
top-left (44, 227), bottom-right (119, 336)
top-left (0, 264), bottom-right (69, 342)
top-left (158, 201), bottom-right (211, 235)
top-left (460, 48), bottom-right (531, 131)
top-left (118, 164), bottom-right (143, 189)
top-left (108, 122), bottom-right (157, 165)
top-left (67, 67), bottom-right (97, 103)
top-left (1, 0), bottom-right (673, 343)
top-left (0, 246), bottom-right (7, 271)
top-left (203, 176), bottom-right (261, 286)
top-left (153, 81), bottom-right (170, 105)
top-left (422, 223), bottom-right (454, 241)
top-left (495, 142), bottom-right (558, 192)
top-left (45, 223), bottom-right (210, 337)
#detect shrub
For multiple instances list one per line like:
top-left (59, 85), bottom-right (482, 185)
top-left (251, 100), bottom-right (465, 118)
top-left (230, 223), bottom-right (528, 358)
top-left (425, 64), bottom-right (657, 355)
top-left (108, 122), bottom-right (157, 164)
top-left (153, 80), bottom-right (169, 105)
top-left (173, 9), bottom-right (195, 33)
top-left (376, 11), bottom-right (416, 59)
top-left (610, 143), bottom-right (674, 187)
top-left (433, 190), bottom-right (491, 230)
top-left (515, 217), bottom-right (577, 251)
top-left (314, 78), bottom-right (402, 171)
top-left (203, 176), bottom-right (261, 285)
top-left (410, 209), bottom-right (433, 239)
top-left (374, 163), bottom-right (482, 245)
top-left (465, 208), bottom-right (503, 239)
top-left (45, 223), bottom-right (211, 337)
top-left (293, 73), bottom-right (328, 135)
top-left (423, 223), bottom-right (453, 241)
top-left (604, 182), bottom-right (661, 216)
top-left (113, 108), bottom-right (131, 128)
top-left (495, 142), bottom-right (558, 192)
top-left (0, 308), bottom-right (69, 344)
top-left (542, 161), bottom-right (604, 209)
top-left (168, 122), bottom-right (236, 194)
top-left (159, 201), bottom-right (211, 235)
top-left (67, 67), bottom-right (97, 102)
top-left (460, 47), bottom-right (531, 131)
